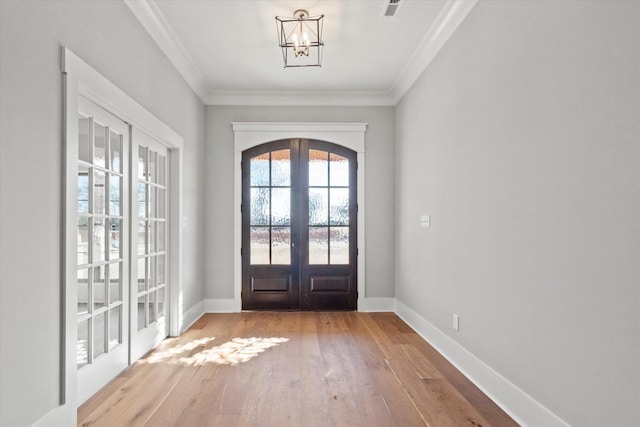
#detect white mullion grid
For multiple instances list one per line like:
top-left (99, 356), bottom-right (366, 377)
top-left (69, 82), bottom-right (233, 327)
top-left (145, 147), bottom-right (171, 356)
top-left (136, 253), bottom-right (149, 329)
top-left (149, 178), bottom-right (159, 323)
top-left (85, 116), bottom-right (97, 364)
top-left (156, 177), bottom-right (167, 318)
top-left (136, 144), bottom-right (168, 329)
top-left (149, 153), bottom-right (163, 324)
top-left (80, 115), bottom-right (128, 361)
top-left (97, 118), bottom-right (110, 361)
top-left (103, 124), bottom-right (116, 354)
top-left (137, 144), bottom-right (150, 327)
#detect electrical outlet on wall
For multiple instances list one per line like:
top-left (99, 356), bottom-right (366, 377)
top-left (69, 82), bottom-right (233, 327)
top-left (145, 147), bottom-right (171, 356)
top-left (453, 314), bottom-right (460, 331)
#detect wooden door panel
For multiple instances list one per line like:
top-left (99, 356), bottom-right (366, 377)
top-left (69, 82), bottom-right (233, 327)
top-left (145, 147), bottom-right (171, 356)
top-left (309, 275), bottom-right (351, 293)
top-left (243, 267), bottom-right (299, 310)
top-left (301, 272), bottom-right (356, 310)
top-left (251, 275), bottom-right (291, 292)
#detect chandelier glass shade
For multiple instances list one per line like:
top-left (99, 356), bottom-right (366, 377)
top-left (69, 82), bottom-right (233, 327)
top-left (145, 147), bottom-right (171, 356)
top-left (275, 9), bottom-right (324, 68)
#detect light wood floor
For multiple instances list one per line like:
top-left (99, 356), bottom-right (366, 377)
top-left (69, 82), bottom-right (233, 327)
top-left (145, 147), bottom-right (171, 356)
top-left (78, 312), bottom-right (518, 427)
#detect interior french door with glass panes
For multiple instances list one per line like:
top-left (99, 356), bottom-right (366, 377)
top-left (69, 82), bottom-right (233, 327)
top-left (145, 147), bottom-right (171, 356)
top-left (242, 139), bottom-right (357, 310)
top-left (131, 131), bottom-right (169, 361)
top-left (76, 98), bottom-right (129, 403)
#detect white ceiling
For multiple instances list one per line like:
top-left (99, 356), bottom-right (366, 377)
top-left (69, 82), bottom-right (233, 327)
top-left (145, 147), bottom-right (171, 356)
top-left (125, 0), bottom-right (477, 106)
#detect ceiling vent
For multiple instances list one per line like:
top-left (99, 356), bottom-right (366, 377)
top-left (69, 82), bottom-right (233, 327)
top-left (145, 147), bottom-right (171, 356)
top-left (382, 0), bottom-right (402, 17)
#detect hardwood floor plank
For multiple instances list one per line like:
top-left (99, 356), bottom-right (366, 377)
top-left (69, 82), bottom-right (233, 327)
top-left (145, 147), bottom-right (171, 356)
top-left (358, 312), bottom-right (408, 360)
top-left (79, 363), bottom-right (184, 427)
top-left (369, 363), bottom-right (429, 427)
top-left (386, 358), bottom-right (463, 427)
top-left (316, 312), bottom-right (367, 427)
top-left (78, 312), bottom-right (518, 427)
top-left (398, 343), bottom-right (443, 380)
top-left (402, 331), bottom-right (519, 427)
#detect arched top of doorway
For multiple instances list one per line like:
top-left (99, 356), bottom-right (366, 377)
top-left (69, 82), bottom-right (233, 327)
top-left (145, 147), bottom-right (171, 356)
top-left (232, 122), bottom-right (367, 153)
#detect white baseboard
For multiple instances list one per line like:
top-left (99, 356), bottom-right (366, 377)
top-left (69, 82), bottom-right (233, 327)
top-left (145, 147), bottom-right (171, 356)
top-left (180, 300), bottom-right (204, 333)
top-left (203, 298), bottom-right (238, 313)
top-left (394, 299), bottom-right (569, 427)
top-left (358, 297), bottom-right (396, 312)
top-left (31, 404), bottom-right (74, 427)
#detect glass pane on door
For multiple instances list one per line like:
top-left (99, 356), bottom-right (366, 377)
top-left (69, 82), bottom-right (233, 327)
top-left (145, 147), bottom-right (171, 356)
top-left (77, 320), bottom-right (89, 368)
top-left (248, 149), bottom-right (291, 265)
top-left (109, 306), bottom-right (121, 350)
top-left (109, 263), bottom-right (121, 303)
top-left (94, 312), bottom-right (106, 359)
top-left (250, 227), bottom-right (270, 265)
top-left (309, 150), bottom-right (328, 186)
top-left (250, 153), bottom-right (269, 186)
top-left (307, 150), bottom-right (351, 265)
top-left (110, 130), bottom-right (122, 173)
top-left (271, 149), bottom-right (291, 186)
top-left (330, 227), bottom-right (350, 264)
top-left (78, 165), bottom-right (90, 214)
top-left (94, 122), bottom-right (106, 168)
top-left (78, 268), bottom-right (89, 315)
top-left (329, 153), bottom-right (349, 186)
top-left (271, 227), bottom-right (291, 264)
top-left (309, 227), bottom-right (328, 264)
top-left (78, 117), bottom-right (90, 163)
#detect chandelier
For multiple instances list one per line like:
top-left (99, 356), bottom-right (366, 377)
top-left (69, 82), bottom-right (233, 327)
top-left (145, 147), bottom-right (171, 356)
top-left (275, 9), bottom-right (324, 68)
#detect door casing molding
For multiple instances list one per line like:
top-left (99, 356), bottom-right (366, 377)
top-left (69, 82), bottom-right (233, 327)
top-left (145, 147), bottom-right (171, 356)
top-left (232, 122), bottom-right (367, 311)
top-left (56, 47), bottom-right (184, 424)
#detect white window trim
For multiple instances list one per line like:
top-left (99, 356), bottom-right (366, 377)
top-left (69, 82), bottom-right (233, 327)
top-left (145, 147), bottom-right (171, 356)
top-left (231, 122), bottom-right (367, 312)
top-left (51, 47), bottom-right (184, 425)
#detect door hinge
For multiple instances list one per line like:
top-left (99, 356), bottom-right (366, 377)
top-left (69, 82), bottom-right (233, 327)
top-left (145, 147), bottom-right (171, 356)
top-left (240, 203), bottom-right (243, 213)
top-left (357, 248), bottom-right (359, 256)
top-left (241, 247), bottom-right (243, 256)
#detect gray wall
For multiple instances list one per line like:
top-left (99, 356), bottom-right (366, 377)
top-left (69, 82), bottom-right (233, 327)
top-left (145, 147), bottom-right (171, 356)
top-left (0, 1), bottom-right (205, 425)
top-left (205, 106), bottom-right (395, 300)
top-left (395, 1), bottom-right (639, 425)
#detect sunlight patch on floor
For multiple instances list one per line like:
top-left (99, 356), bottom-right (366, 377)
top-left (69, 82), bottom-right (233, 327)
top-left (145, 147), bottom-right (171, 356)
top-left (140, 336), bottom-right (289, 366)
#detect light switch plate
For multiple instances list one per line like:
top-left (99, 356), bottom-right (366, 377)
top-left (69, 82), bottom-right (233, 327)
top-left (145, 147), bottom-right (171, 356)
top-left (453, 314), bottom-right (460, 331)
top-left (420, 214), bottom-right (430, 227)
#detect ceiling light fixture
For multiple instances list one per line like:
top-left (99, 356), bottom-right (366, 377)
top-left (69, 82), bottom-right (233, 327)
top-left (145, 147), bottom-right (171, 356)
top-left (275, 9), bottom-right (324, 68)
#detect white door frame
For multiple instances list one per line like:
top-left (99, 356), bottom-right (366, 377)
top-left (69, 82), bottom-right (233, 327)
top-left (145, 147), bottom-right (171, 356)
top-left (58, 47), bottom-right (184, 423)
top-left (232, 122), bottom-right (367, 312)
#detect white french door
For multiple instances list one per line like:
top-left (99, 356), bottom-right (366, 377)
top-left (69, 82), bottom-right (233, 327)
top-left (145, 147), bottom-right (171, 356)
top-left (130, 130), bottom-right (169, 361)
top-left (75, 101), bottom-right (170, 403)
top-left (76, 98), bottom-right (130, 403)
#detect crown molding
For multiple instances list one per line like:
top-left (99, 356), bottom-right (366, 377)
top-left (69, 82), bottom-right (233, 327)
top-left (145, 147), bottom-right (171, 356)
top-left (123, 0), bottom-right (209, 103)
top-left (206, 90), bottom-right (394, 107)
top-left (125, 0), bottom-right (476, 107)
top-left (390, 0), bottom-right (478, 104)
